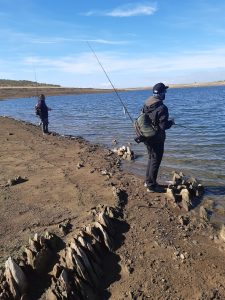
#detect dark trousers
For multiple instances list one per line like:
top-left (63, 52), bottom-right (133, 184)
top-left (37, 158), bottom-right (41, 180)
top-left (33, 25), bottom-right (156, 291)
top-left (145, 141), bottom-right (164, 187)
top-left (41, 118), bottom-right (49, 133)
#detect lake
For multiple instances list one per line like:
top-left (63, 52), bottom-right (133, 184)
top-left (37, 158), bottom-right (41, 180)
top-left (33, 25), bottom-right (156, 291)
top-left (1, 86), bottom-right (225, 224)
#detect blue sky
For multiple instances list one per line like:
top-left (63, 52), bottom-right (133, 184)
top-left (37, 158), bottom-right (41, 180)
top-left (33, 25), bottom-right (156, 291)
top-left (1, 0), bottom-right (225, 88)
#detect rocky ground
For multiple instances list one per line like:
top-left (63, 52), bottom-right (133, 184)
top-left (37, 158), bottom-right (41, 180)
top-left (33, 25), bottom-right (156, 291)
top-left (0, 116), bottom-right (225, 300)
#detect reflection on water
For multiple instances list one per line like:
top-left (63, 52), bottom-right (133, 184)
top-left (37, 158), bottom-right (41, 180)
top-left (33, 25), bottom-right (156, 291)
top-left (1, 86), bottom-right (225, 222)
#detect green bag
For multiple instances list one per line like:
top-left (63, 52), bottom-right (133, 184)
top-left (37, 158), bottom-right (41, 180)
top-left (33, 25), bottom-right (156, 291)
top-left (134, 113), bottom-right (158, 138)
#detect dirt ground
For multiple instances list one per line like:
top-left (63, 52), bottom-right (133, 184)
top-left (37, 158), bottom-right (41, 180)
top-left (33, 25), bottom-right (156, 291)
top-left (0, 116), bottom-right (225, 300)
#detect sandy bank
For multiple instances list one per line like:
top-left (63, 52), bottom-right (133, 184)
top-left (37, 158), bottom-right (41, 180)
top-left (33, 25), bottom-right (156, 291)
top-left (125, 81), bottom-right (225, 91)
top-left (1, 80), bottom-right (225, 100)
top-left (0, 86), bottom-right (116, 100)
top-left (0, 117), bottom-right (225, 299)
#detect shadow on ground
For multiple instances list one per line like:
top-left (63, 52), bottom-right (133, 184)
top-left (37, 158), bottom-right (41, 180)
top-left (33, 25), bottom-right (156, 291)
top-left (99, 218), bottom-right (130, 300)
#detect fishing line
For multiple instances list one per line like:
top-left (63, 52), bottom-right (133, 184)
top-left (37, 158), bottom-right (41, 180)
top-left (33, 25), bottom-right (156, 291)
top-left (174, 124), bottom-right (199, 133)
top-left (86, 41), bottom-right (134, 124)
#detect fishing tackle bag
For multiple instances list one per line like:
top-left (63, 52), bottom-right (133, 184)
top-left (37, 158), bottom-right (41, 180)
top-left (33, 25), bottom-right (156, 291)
top-left (35, 105), bottom-right (40, 116)
top-left (134, 113), bottom-right (158, 143)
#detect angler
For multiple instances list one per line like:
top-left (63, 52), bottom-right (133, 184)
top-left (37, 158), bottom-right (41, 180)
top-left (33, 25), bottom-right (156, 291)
top-left (87, 42), bottom-right (174, 192)
top-left (141, 82), bottom-right (175, 193)
top-left (35, 94), bottom-right (52, 135)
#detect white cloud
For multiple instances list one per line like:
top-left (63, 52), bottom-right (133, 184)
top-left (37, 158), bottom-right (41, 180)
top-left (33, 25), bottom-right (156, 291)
top-left (86, 39), bottom-right (130, 45)
top-left (4, 46), bottom-right (225, 87)
top-left (31, 38), bottom-right (129, 45)
top-left (106, 3), bottom-right (157, 17)
top-left (23, 47), bottom-right (225, 76)
top-left (84, 2), bottom-right (157, 17)
top-left (0, 28), bottom-right (130, 46)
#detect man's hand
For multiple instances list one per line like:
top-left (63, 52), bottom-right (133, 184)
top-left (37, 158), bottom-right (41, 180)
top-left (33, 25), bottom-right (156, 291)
top-left (171, 118), bottom-right (175, 125)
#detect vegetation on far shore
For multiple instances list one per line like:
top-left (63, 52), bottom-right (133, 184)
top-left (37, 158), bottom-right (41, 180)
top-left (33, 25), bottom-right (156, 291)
top-left (1, 78), bottom-right (225, 90)
top-left (0, 79), bottom-right (60, 87)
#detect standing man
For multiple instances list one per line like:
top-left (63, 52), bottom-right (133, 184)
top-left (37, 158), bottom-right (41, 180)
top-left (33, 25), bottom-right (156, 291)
top-left (142, 83), bottom-right (175, 192)
top-left (35, 94), bottom-right (51, 134)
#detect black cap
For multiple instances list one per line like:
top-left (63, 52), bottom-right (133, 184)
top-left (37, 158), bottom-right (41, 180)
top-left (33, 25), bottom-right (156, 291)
top-left (39, 94), bottom-right (45, 100)
top-left (152, 82), bottom-right (169, 94)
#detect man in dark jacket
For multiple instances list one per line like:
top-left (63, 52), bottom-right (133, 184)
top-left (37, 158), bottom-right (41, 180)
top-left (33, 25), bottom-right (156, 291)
top-left (35, 94), bottom-right (51, 134)
top-left (142, 82), bottom-right (174, 192)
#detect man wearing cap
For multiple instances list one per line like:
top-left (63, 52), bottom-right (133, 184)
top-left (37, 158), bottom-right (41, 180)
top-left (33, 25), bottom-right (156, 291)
top-left (142, 82), bottom-right (175, 192)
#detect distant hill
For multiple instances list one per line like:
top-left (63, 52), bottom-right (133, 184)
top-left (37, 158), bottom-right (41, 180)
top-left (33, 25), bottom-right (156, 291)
top-left (0, 79), bottom-right (60, 87)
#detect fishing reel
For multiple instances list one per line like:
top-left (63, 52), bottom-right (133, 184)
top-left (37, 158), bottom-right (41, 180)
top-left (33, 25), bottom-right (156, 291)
top-left (134, 135), bottom-right (146, 144)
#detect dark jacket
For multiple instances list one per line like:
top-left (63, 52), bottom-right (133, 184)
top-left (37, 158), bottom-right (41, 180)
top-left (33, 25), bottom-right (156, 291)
top-left (36, 100), bottom-right (48, 120)
top-left (142, 95), bottom-right (173, 143)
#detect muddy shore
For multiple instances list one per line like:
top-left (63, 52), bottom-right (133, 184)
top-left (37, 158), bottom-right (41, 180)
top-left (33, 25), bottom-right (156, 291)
top-left (0, 116), bottom-right (225, 299)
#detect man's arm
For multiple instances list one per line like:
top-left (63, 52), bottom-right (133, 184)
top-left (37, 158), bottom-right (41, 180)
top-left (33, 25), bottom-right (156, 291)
top-left (158, 106), bottom-right (174, 130)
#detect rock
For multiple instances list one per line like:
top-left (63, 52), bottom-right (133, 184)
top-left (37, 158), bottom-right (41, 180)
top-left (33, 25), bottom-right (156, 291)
top-left (165, 188), bottom-right (177, 202)
top-left (97, 211), bottom-right (115, 236)
top-left (52, 264), bottom-right (62, 278)
top-left (112, 139), bottom-right (118, 145)
top-left (112, 145), bottom-right (135, 161)
top-left (58, 221), bottom-right (72, 235)
top-left (112, 187), bottom-right (127, 208)
top-left (172, 171), bottom-right (184, 185)
top-left (6, 176), bottom-right (28, 186)
top-left (45, 288), bottom-right (58, 300)
top-left (196, 184), bottom-right (204, 197)
top-left (199, 206), bottom-right (210, 222)
top-left (93, 221), bottom-right (113, 251)
top-left (71, 239), bottom-right (100, 287)
top-left (34, 248), bottom-right (53, 273)
top-left (180, 188), bottom-right (192, 211)
top-left (24, 248), bottom-right (35, 268)
top-left (5, 257), bottom-right (28, 294)
top-left (178, 215), bottom-right (190, 226)
top-left (117, 149), bottom-right (124, 156)
top-left (77, 162), bottom-right (84, 169)
top-left (101, 170), bottom-right (111, 176)
top-left (167, 173), bottom-right (204, 210)
top-left (28, 238), bottom-right (41, 253)
top-left (219, 225), bottom-right (225, 242)
top-left (63, 248), bottom-right (75, 270)
top-left (4, 267), bottom-right (20, 299)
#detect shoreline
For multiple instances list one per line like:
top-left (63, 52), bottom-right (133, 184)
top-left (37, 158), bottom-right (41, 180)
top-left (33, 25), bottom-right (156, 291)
top-left (0, 86), bottom-right (119, 100)
top-left (1, 116), bottom-right (225, 299)
top-left (1, 80), bottom-right (225, 100)
top-left (125, 81), bottom-right (225, 91)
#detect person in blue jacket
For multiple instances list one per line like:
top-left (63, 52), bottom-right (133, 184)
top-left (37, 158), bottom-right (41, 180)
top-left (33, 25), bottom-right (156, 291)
top-left (142, 83), bottom-right (175, 192)
top-left (35, 94), bottom-right (51, 134)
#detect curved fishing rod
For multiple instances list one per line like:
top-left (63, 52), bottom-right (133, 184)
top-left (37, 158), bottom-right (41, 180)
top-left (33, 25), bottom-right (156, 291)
top-left (86, 41), bottom-right (134, 124)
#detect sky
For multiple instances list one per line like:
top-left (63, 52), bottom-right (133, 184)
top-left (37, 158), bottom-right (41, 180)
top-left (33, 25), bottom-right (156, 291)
top-left (1, 0), bottom-right (225, 88)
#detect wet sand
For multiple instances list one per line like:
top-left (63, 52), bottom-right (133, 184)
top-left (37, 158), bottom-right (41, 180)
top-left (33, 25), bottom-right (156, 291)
top-left (0, 116), bottom-right (225, 299)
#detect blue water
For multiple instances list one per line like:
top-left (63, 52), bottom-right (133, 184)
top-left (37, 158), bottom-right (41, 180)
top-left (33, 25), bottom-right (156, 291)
top-left (1, 87), bottom-right (225, 222)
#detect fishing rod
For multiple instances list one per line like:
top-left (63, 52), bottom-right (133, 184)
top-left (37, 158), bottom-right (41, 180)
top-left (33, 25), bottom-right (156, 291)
top-left (87, 42), bottom-right (199, 139)
top-left (33, 65), bottom-right (39, 99)
top-left (86, 41), bottom-right (134, 124)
